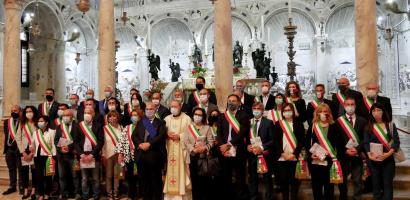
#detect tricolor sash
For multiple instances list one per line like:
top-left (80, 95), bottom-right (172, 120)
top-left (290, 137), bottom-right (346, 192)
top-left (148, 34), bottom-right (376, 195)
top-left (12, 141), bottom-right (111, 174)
top-left (154, 112), bottom-right (161, 119)
top-left (363, 97), bottom-right (374, 112)
top-left (188, 124), bottom-right (202, 141)
top-left (310, 98), bottom-right (321, 109)
top-left (337, 116), bottom-right (360, 144)
top-left (142, 118), bottom-right (158, 139)
top-left (60, 124), bottom-right (72, 141)
top-left (254, 96), bottom-right (261, 103)
top-left (250, 118), bottom-right (268, 174)
top-left (54, 118), bottom-right (62, 127)
top-left (8, 118), bottom-right (17, 141)
top-left (270, 109), bottom-right (282, 124)
top-left (127, 103), bottom-right (133, 115)
top-left (41, 102), bottom-right (50, 116)
top-left (23, 123), bottom-right (34, 145)
top-left (336, 91), bottom-right (346, 106)
top-left (36, 129), bottom-right (55, 176)
top-left (79, 121), bottom-right (97, 147)
top-left (104, 124), bottom-right (120, 146)
top-left (313, 123), bottom-right (343, 184)
top-left (127, 124), bottom-right (136, 151)
top-left (249, 118), bottom-right (258, 139)
top-left (193, 91), bottom-right (205, 110)
top-left (211, 126), bottom-right (217, 137)
top-left (372, 123), bottom-right (390, 150)
top-left (224, 111), bottom-right (240, 134)
top-left (279, 120), bottom-right (297, 152)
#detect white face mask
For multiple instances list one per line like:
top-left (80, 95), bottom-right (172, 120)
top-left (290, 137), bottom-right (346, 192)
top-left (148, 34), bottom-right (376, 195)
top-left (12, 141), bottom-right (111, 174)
top-left (38, 122), bottom-right (46, 129)
top-left (344, 106), bottom-right (355, 115)
top-left (193, 115), bottom-right (203, 123)
top-left (108, 105), bottom-right (116, 111)
top-left (174, 97), bottom-right (183, 103)
top-left (86, 94), bottom-right (93, 100)
top-left (84, 114), bottom-right (92, 122)
top-left (262, 86), bottom-right (270, 94)
top-left (252, 110), bottom-right (263, 118)
top-left (131, 100), bottom-right (140, 106)
top-left (283, 111), bottom-right (293, 119)
top-left (26, 112), bottom-right (34, 120)
top-left (199, 95), bottom-right (208, 103)
top-left (57, 109), bottom-right (64, 117)
top-left (367, 90), bottom-right (377, 98)
top-left (320, 113), bottom-right (327, 122)
top-left (62, 116), bottom-right (71, 124)
top-left (70, 99), bottom-right (78, 106)
top-left (170, 107), bottom-right (181, 116)
top-left (145, 110), bottom-right (155, 119)
top-left (152, 99), bottom-right (160, 105)
top-left (104, 92), bottom-right (112, 98)
top-left (316, 92), bottom-right (323, 99)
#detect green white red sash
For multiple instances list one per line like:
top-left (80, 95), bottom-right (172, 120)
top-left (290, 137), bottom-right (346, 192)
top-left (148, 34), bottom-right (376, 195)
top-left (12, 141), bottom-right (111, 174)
top-left (211, 126), bottom-right (217, 137)
top-left (249, 119), bottom-right (268, 174)
top-left (79, 121), bottom-right (97, 147)
top-left (127, 124), bottom-right (135, 151)
top-left (54, 118), bottom-right (62, 127)
top-left (188, 124), bottom-right (202, 141)
top-left (23, 123), bottom-right (34, 145)
top-left (372, 123), bottom-right (390, 150)
top-left (41, 102), bottom-right (50, 116)
top-left (128, 103), bottom-right (133, 115)
top-left (310, 98), bottom-right (321, 109)
top-left (36, 129), bottom-right (55, 176)
top-left (254, 96), bottom-right (261, 103)
top-left (270, 109), bottom-right (282, 124)
top-left (249, 119), bottom-right (258, 139)
top-left (279, 120), bottom-right (297, 152)
top-left (155, 112), bottom-right (161, 119)
top-left (313, 123), bottom-right (343, 184)
top-left (337, 116), bottom-right (360, 144)
top-left (104, 124), bottom-right (120, 146)
top-left (193, 91), bottom-right (205, 110)
top-left (336, 91), bottom-right (346, 106)
top-left (224, 111), bottom-right (240, 134)
top-left (8, 118), bottom-right (17, 141)
top-left (363, 97), bottom-right (374, 111)
top-left (60, 124), bottom-right (72, 141)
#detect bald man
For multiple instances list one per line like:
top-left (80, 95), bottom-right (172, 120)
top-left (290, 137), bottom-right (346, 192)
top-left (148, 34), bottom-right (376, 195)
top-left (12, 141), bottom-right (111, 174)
top-left (236, 80), bottom-right (255, 110)
top-left (362, 83), bottom-right (392, 121)
top-left (332, 77), bottom-right (365, 117)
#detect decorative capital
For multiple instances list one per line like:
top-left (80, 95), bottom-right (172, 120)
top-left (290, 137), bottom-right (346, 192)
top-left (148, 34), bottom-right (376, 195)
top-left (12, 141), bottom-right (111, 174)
top-left (4, 0), bottom-right (24, 10)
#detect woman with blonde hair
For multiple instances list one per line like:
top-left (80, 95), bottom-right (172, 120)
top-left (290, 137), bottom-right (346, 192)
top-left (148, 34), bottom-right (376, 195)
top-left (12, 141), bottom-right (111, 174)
top-left (306, 104), bottom-right (343, 200)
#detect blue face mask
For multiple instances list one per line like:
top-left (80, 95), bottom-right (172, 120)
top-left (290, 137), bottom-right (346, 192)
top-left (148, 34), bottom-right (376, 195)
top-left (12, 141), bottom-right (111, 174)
top-left (131, 116), bottom-right (139, 124)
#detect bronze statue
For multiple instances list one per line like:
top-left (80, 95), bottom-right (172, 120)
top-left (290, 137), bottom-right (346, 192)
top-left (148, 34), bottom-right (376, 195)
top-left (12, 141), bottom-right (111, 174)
top-left (169, 59), bottom-right (181, 82)
top-left (147, 49), bottom-right (161, 80)
top-left (233, 41), bottom-right (243, 67)
top-left (192, 44), bottom-right (203, 67)
top-left (252, 43), bottom-right (268, 78)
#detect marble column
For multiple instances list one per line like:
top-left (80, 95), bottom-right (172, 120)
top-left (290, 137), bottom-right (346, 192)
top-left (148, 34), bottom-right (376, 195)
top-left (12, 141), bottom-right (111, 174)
top-left (214, 0), bottom-right (233, 110)
top-left (97, 0), bottom-right (115, 99)
top-left (355, 0), bottom-right (378, 91)
top-left (2, 0), bottom-right (23, 117)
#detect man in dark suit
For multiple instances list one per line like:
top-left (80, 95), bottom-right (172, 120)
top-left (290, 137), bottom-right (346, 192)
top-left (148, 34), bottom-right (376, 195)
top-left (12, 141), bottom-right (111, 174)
top-left (77, 99), bottom-right (104, 124)
top-left (69, 93), bottom-right (80, 121)
top-left (332, 77), bottom-right (365, 117)
top-left (54, 109), bottom-right (80, 199)
top-left (37, 88), bottom-right (59, 122)
top-left (307, 84), bottom-right (336, 126)
top-left (335, 97), bottom-right (367, 200)
top-left (247, 102), bottom-right (274, 200)
top-left (362, 82), bottom-right (392, 121)
top-left (2, 105), bottom-right (22, 195)
top-left (258, 80), bottom-right (275, 111)
top-left (196, 88), bottom-right (219, 117)
top-left (236, 79), bottom-right (255, 110)
top-left (151, 92), bottom-right (171, 120)
top-left (98, 86), bottom-right (114, 117)
top-left (187, 76), bottom-right (217, 113)
top-left (133, 102), bottom-right (167, 200)
top-left (74, 107), bottom-right (104, 200)
top-left (217, 94), bottom-right (250, 200)
top-left (78, 89), bottom-right (99, 118)
top-left (172, 89), bottom-right (190, 114)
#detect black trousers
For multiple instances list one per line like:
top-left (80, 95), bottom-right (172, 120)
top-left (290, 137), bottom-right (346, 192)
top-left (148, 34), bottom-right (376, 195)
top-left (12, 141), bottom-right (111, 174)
top-left (34, 156), bottom-right (53, 196)
top-left (277, 161), bottom-right (299, 200)
top-left (20, 165), bottom-right (36, 189)
top-left (369, 157), bottom-right (395, 200)
top-left (5, 148), bottom-right (22, 189)
top-left (309, 163), bottom-right (334, 200)
top-left (125, 162), bottom-right (138, 199)
top-left (338, 158), bottom-right (363, 200)
top-left (220, 156), bottom-right (249, 200)
top-left (248, 155), bottom-right (273, 200)
top-left (137, 153), bottom-right (163, 200)
top-left (190, 156), bottom-right (213, 200)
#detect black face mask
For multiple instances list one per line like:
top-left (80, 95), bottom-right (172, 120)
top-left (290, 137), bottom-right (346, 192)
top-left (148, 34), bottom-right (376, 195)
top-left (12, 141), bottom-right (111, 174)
top-left (338, 85), bottom-right (348, 92)
top-left (46, 95), bottom-right (54, 102)
top-left (196, 83), bottom-right (204, 91)
top-left (208, 115), bottom-right (217, 124)
top-left (11, 112), bottom-right (19, 119)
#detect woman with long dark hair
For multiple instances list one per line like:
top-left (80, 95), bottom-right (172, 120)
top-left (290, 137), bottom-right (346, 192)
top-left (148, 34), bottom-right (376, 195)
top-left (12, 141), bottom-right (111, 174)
top-left (285, 81), bottom-right (307, 123)
top-left (364, 103), bottom-right (400, 200)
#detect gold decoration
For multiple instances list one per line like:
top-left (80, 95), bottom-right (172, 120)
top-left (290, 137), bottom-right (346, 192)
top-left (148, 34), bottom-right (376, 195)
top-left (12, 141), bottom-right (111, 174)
top-left (77, 0), bottom-right (90, 13)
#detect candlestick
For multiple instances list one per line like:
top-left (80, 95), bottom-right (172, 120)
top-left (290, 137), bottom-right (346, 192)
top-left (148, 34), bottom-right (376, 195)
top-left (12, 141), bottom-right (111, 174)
top-left (261, 15), bottom-right (265, 40)
top-left (288, 0), bottom-right (292, 19)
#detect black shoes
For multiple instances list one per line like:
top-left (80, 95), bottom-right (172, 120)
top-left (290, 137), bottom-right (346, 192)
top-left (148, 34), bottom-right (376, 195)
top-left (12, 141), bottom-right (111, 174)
top-left (2, 188), bottom-right (17, 195)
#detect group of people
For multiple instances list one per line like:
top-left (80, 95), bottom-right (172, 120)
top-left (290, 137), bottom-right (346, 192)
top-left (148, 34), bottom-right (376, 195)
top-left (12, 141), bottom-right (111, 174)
top-left (2, 76), bottom-right (400, 200)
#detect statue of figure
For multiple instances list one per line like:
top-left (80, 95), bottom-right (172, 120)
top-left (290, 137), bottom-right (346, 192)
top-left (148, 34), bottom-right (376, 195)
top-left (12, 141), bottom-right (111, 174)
top-left (263, 57), bottom-right (272, 81)
top-left (147, 49), bottom-right (161, 80)
top-left (169, 60), bottom-right (181, 82)
top-left (251, 48), bottom-right (265, 78)
top-left (192, 44), bottom-right (202, 67)
top-left (233, 41), bottom-right (243, 67)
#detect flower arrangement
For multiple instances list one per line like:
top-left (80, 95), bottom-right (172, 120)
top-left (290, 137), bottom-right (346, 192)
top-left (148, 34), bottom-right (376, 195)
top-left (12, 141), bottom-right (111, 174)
top-left (233, 66), bottom-right (241, 76)
top-left (149, 79), bottom-right (166, 95)
top-left (191, 63), bottom-right (207, 78)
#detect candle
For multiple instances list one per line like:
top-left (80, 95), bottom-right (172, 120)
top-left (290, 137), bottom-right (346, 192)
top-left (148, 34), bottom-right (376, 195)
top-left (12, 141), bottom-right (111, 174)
top-left (205, 39), bottom-right (208, 55)
top-left (260, 15), bottom-right (264, 40)
top-left (288, 0), bottom-right (292, 19)
top-left (267, 27), bottom-right (271, 45)
top-left (188, 40), bottom-right (191, 55)
top-left (147, 23), bottom-right (151, 49)
top-left (169, 36), bottom-right (172, 56)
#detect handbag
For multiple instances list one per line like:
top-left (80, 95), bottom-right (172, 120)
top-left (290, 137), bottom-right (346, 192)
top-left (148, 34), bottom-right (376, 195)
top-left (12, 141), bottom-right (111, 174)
top-left (197, 152), bottom-right (221, 177)
top-left (388, 123), bottom-right (406, 163)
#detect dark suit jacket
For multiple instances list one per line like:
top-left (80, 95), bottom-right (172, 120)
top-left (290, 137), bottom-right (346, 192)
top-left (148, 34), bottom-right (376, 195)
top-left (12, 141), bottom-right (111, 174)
top-left (258, 94), bottom-right (275, 111)
top-left (335, 115), bottom-right (367, 161)
top-left (132, 118), bottom-right (167, 167)
top-left (181, 103), bottom-right (190, 115)
top-left (246, 117), bottom-right (274, 156)
top-left (306, 123), bottom-right (343, 165)
top-left (242, 92), bottom-right (255, 110)
top-left (187, 90), bottom-right (217, 114)
top-left (273, 120), bottom-right (305, 160)
top-left (157, 105), bottom-right (171, 120)
top-left (98, 99), bottom-right (109, 116)
top-left (306, 99), bottom-right (336, 126)
top-left (216, 110), bottom-right (250, 158)
top-left (364, 122), bottom-right (400, 154)
top-left (123, 102), bottom-right (147, 126)
top-left (332, 89), bottom-right (365, 117)
top-left (54, 122), bottom-right (78, 157)
top-left (74, 120), bottom-right (104, 160)
top-left (38, 101), bottom-right (59, 121)
top-left (289, 98), bottom-right (307, 123)
top-left (3, 119), bottom-right (19, 154)
top-left (360, 95), bottom-right (392, 121)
